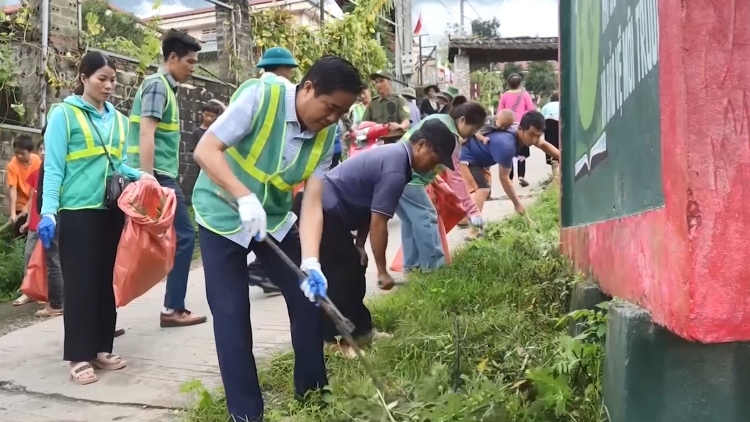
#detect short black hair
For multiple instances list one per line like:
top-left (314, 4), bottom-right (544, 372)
top-left (449, 101), bottom-right (487, 126)
top-left (13, 135), bottom-right (34, 151)
top-left (550, 92), bottom-right (559, 102)
top-left (300, 55), bottom-right (365, 97)
top-left (41, 124), bottom-right (47, 137)
top-left (519, 111), bottom-right (546, 131)
top-left (162, 29), bottom-right (201, 61)
top-left (202, 101), bottom-right (222, 114)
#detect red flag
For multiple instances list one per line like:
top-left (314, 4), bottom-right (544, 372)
top-left (413, 11), bottom-right (422, 35)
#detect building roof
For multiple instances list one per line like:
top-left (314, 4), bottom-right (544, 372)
top-left (448, 36), bottom-right (559, 63)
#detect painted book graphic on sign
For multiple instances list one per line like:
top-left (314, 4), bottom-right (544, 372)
top-left (560, 0), bottom-right (664, 227)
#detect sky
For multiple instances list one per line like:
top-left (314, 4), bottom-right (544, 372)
top-left (413, 0), bottom-right (559, 43)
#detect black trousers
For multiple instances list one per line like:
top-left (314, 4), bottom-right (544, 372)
top-left (319, 212), bottom-right (372, 342)
top-left (544, 120), bottom-right (560, 165)
top-left (330, 152), bottom-right (342, 170)
top-left (510, 145), bottom-right (530, 180)
top-left (59, 208), bottom-right (124, 362)
top-left (201, 224), bottom-right (326, 420)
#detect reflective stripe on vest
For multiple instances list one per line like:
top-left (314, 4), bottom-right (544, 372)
top-left (127, 73), bottom-right (179, 155)
top-left (57, 105), bottom-right (126, 161)
top-left (225, 83), bottom-right (330, 192)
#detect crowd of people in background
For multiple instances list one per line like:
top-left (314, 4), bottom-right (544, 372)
top-left (3, 30), bottom-right (561, 420)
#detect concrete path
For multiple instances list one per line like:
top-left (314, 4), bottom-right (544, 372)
top-left (0, 153), bottom-right (551, 421)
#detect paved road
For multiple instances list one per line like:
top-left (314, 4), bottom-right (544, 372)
top-left (0, 152), bottom-right (551, 421)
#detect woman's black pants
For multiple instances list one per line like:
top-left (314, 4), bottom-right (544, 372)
top-left (59, 208), bottom-right (124, 362)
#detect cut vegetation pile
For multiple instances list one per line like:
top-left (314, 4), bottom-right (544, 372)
top-left (185, 187), bottom-right (607, 422)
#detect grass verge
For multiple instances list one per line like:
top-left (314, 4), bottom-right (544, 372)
top-left (184, 186), bottom-right (607, 421)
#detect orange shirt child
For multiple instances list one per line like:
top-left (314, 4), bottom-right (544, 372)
top-left (6, 135), bottom-right (42, 217)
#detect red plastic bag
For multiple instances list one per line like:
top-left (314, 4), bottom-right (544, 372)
top-left (20, 241), bottom-right (48, 302)
top-left (431, 174), bottom-right (467, 233)
top-left (113, 180), bottom-right (177, 308)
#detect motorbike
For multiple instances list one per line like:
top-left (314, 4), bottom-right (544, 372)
top-left (348, 121), bottom-right (391, 158)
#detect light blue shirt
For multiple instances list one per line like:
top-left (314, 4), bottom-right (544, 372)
top-left (43, 97), bottom-right (143, 217)
top-left (205, 79), bottom-right (333, 247)
top-left (541, 101), bottom-right (559, 121)
top-left (408, 100), bottom-right (421, 128)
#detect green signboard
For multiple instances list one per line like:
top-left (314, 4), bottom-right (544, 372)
top-left (560, 0), bottom-right (664, 227)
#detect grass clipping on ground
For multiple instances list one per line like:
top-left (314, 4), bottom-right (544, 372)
top-left (184, 187), bottom-right (606, 422)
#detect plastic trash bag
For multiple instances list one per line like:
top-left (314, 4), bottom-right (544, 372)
top-left (113, 180), bottom-right (177, 308)
top-left (20, 241), bottom-right (48, 302)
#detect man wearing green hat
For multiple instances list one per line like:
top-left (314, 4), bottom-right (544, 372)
top-left (436, 86), bottom-right (461, 114)
top-left (400, 87), bottom-right (422, 128)
top-left (362, 70), bottom-right (411, 139)
top-left (257, 46), bottom-right (298, 82)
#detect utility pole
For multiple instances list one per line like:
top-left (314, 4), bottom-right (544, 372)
top-left (459, 0), bottom-right (465, 33)
top-left (320, 0), bottom-right (325, 25)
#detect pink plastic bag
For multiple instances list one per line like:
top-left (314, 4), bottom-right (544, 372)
top-left (113, 180), bottom-right (177, 308)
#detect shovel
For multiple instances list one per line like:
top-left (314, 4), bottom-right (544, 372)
top-left (215, 192), bottom-right (390, 398)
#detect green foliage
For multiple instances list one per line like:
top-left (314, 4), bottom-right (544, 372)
top-left (82, 3), bottom-right (163, 73)
top-left (524, 61), bottom-right (558, 98)
top-left (0, 223), bottom-right (26, 301)
top-left (82, 0), bottom-right (150, 47)
top-left (502, 62), bottom-right (525, 82)
top-left (251, 0), bottom-right (391, 82)
top-left (0, 7), bottom-right (32, 124)
top-left (471, 69), bottom-right (504, 110)
top-left (182, 188), bottom-right (608, 421)
top-left (471, 17), bottom-right (501, 38)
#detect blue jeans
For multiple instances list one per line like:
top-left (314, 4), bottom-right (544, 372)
top-left (156, 174), bottom-right (196, 310)
top-left (396, 184), bottom-right (445, 271)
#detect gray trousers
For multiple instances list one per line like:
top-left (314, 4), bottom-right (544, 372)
top-left (24, 230), bottom-right (64, 309)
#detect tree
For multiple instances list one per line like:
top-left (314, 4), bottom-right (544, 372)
top-left (470, 69), bottom-right (503, 110)
top-left (471, 17), bottom-right (500, 38)
top-left (502, 62), bottom-right (524, 83)
top-left (82, 0), bottom-right (151, 47)
top-left (524, 61), bottom-right (557, 98)
top-left (251, 0), bottom-right (390, 82)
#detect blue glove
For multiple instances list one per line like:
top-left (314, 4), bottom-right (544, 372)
top-left (299, 258), bottom-right (328, 303)
top-left (38, 215), bottom-right (56, 249)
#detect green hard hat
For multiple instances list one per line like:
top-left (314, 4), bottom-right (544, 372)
top-left (400, 87), bottom-right (417, 99)
top-left (439, 85), bottom-right (460, 99)
top-left (257, 47), bottom-right (298, 68)
top-left (370, 69), bottom-right (393, 80)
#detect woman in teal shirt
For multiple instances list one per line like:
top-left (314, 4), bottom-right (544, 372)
top-left (39, 51), bottom-right (154, 385)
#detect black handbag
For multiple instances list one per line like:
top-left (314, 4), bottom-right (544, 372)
top-left (86, 115), bottom-right (130, 211)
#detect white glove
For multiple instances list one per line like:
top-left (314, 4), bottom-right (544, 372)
top-left (237, 194), bottom-right (267, 241)
top-left (299, 257), bottom-right (328, 303)
top-left (469, 214), bottom-right (485, 228)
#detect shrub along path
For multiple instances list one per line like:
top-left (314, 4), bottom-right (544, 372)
top-left (185, 187), bottom-right (607, 422)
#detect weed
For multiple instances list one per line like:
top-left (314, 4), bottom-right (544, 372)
top-left (0, 222), bottom-right (25, 301)
top-left (183, 187), bottom-right (608, 421)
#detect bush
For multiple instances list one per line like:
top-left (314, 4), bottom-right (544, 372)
top-left (183, 187), bottom-right (607, 421)
top-left (0, 224), bottom-right (26, 300)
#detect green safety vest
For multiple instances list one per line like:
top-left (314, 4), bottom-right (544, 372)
top-left (126, 73), bottom-right (181, 177)
top-left (48, 103), bottom-right (129, 210)
top-left (192, 78), bottom-right (336, 236)
top-left (403, 113), bottom-right (459, 186)
top-left (350, 102), bottom-right (366, 125)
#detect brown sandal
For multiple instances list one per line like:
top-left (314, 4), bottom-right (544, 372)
top-left (35, 306), bottom-right (63, 318)
top-left (70, 362), bottom-right (98, 385)
top-left (90, 354), bottom-right (127, 371)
